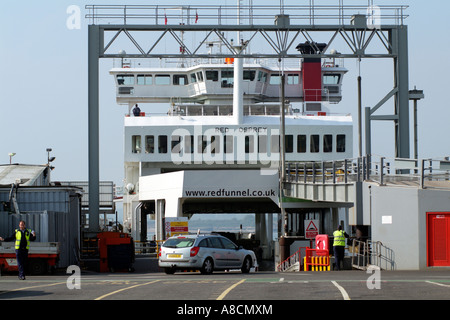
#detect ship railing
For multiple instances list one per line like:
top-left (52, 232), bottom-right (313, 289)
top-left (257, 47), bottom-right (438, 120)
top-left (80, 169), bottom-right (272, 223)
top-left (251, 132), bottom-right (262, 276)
top-left (86, 4), bottom-right (408, 27)
top-left (166, 103), bottom-right (298, 117)
top-left (285, 155), bottom-right (450, 189)
top-left (303, 88), bottom-right (330, 102)
top-left (112, 57), bottom-right (343, 71)
top-left (125, 108), bottom-right (351, 118)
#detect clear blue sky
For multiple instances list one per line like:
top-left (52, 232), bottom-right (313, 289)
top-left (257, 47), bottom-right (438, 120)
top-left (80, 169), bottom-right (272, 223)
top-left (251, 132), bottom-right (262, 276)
top-left (1, 0), bottom-right (449, 188)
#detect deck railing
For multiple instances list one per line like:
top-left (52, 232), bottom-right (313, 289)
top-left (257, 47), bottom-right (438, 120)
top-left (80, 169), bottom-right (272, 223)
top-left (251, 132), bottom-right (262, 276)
top-left (85, 4), bottom-right (408, 26)
top-left (285, 155), bottom-right (450, 189)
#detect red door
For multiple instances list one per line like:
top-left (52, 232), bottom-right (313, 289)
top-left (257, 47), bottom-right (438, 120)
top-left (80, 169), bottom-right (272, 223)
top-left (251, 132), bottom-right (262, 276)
top-left (427, 213), bottom-right (450, 267)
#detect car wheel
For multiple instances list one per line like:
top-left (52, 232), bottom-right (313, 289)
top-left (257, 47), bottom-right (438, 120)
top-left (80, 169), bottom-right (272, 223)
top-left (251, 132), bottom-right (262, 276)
top-left (241, 256), bottom-right (251, 273)
top-left (164, 267), bottom-right (176, 274)
top-left (201, 258), bottom-right (214, 275)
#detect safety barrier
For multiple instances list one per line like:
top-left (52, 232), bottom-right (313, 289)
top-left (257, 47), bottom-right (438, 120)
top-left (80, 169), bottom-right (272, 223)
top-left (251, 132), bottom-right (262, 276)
top-left (304, 248), bottom-right (330, 271)
top-left (134, 240), bottom-right (159, 256)
top-left (276, 247), bottom-right (308, 272)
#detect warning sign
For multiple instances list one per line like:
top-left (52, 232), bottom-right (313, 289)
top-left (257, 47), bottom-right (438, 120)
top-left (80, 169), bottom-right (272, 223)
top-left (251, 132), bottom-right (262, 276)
top-left (305, 220), bottom-right (319, 239)
top-left (165, 218), bottom-right (189, 237)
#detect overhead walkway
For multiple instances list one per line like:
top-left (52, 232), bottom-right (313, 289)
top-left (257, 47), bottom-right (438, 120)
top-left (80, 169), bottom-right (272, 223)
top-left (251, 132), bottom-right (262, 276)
top-left (283, 155), bottom-right (450, 204)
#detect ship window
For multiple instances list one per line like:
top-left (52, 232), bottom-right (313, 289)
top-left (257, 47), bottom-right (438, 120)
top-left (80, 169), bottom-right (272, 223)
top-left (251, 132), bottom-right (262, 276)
top-left (158, 135), bottom-right (168, 153)
top-left (269, 74), bottom-right (282, 85)
top-left (198, 135), bottom-right (207, 153)
top-left (137, 74), bottom-right (152, 85)
top-left (257, 71), bottom-right (267, 82)
top-left (245, 136), bottom-right (254, 153)
top-left (337, 134), bottom-right (346, 153)
top-left (155, 75), bottom-right (171, 85)
top-left (196, 71), bottom-right (204, 82)
top-left (173, 74), bottom-right (188, 85)
top-left (258, 135), bottom-right (267, 153)
top-left (310, 135), bottom-right (320, 153)
top-left (171, 135), bottom-right (181, 154)
top-left (323, 74), bottom-right (341, 85)
top-left (287, 74), bottom-right (299, 85)
top-left (117, 75), bottom-right (135, 85)
top-left (221, 69), bottom-right (234, 88)
top-left (145, 135), bottom-right (154, 153)
top-left (206, 70), bottom-right (219, 81)
top-left (211, 135), bottom-right (220, 154)
top-left (271, 135), bottom-right (280, 153)
top-left (243, 70), bottom-right (256, 81)
top-left (285, 135), bottom-right (293, 153)
top-left (132, 135), bottom-right (141, 154)
top-left (190, 73), bottom-right (197, 83)
top-left (224, 135), bottom-right (233, 154)
top-left (297, 135), bottom-right (306, 153)
top-left (185, 135), bottom-right (194, 153)
top-left (323, 134), bottom-right (333, 153)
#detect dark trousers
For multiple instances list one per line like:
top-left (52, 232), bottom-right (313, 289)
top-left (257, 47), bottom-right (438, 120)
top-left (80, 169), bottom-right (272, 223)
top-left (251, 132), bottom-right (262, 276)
top-left (333, 246), bottom-right (345, 271)
top-left (15, 249), bottom-right (28, 278)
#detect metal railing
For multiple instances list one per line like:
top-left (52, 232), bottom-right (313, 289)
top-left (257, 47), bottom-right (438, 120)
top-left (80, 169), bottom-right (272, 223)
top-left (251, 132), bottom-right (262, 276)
top-left (85, 4), bottom-right (408, 26)
top-left (276, 247), bottom-right (308, 272)
top-left (134, 241), bottom-right (159, 256)
top-left (351, 239), bottom-right (395, 270)
top-left (285, 155), bottom-right (450, 190)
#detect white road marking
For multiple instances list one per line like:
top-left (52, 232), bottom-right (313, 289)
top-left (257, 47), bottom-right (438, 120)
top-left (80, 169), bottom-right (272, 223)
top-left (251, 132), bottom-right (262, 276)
top-left (331, 281), bottom-right (351, 300)
top-left (426, 281), bottom-right (450, 288)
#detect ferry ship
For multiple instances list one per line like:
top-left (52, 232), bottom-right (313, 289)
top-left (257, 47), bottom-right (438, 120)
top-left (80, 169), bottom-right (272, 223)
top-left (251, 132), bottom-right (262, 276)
top-left (109, 38), bottom-right (352, 260)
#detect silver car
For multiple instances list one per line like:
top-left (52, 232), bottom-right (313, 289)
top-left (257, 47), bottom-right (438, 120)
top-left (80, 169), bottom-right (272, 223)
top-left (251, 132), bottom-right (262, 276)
top-left (158, 234), bottom-right (258, 274)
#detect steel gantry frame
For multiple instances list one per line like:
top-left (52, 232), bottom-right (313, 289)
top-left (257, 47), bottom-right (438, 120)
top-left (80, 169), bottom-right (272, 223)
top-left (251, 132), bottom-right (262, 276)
top-left (86, 4), bottom-right (410, 232)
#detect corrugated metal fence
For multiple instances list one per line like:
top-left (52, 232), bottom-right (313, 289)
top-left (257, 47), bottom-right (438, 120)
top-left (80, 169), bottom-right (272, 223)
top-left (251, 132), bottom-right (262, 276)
top-left (0, 187), bottom-right (82, 268)
top-left (0, 211), bottom-right (78, 268)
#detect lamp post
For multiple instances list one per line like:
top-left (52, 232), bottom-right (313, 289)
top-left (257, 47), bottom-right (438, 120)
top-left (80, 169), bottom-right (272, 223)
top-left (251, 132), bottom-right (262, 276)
top-left (46, 148), bottom-right (56, 167)
top-left (408, 87), bottom-right (424, 161)
top-left (8, 153), bottom-right (16, 164)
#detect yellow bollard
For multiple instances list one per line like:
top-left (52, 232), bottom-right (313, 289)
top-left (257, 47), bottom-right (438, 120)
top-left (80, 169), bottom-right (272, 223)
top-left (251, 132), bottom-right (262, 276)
top-left (304, 257), bottom-right (308, 271)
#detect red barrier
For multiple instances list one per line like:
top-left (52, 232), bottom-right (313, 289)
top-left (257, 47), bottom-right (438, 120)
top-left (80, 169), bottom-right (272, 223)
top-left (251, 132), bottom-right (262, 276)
top-left (304, 248), bottom-right (330, 271)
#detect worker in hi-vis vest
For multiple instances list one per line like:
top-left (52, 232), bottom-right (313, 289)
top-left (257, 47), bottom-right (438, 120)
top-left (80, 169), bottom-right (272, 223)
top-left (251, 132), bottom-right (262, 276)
top-left (333, 225), bottom-right (349, 271)
top-left (0, 220), bottom-right (36, 280)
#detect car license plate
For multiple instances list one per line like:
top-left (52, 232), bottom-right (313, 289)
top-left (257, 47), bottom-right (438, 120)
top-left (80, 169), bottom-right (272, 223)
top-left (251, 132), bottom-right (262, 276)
top-left (168, 254), bottom-right (182, 258)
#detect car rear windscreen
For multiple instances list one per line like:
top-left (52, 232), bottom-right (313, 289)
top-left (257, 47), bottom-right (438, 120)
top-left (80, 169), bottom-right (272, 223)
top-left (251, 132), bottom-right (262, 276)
top-left (163, 238), bottom-right (195, 248)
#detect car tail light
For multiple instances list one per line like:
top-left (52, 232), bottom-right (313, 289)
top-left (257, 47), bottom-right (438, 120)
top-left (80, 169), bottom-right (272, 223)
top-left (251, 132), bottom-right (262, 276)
top-left (190, 246), bottom-right (200, 257)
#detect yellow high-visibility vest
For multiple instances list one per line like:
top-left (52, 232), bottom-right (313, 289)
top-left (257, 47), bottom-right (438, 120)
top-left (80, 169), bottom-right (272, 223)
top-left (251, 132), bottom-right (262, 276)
top-left (15, 229), bottom-right (31, 250)
top-left (333, 230), bottom-right (346, 246)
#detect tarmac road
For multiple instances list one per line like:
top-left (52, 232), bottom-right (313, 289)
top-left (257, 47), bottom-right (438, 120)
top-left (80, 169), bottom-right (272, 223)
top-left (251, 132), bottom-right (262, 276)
top-left (0, 268), bottom-right (449, 302)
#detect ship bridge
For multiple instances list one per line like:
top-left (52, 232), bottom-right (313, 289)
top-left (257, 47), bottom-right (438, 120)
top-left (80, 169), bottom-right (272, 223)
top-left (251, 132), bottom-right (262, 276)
top-left (109, 60), bottom-right (347, 108)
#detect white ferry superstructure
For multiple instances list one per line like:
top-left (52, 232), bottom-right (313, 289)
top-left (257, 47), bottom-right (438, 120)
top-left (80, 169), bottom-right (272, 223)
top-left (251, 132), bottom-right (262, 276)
top-left (110, 48), bottom-right (352, 257)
